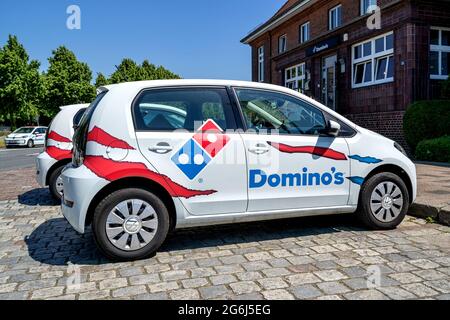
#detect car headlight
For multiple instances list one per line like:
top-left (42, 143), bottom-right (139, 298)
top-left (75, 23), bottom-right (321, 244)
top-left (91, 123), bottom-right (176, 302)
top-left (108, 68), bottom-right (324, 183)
top-left (394, 142), bottom-right (408, 157)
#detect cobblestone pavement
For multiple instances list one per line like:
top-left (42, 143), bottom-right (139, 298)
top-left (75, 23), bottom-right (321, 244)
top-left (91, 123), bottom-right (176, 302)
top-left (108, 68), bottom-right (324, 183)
top-left (0, 168), bottom-right (449, 300)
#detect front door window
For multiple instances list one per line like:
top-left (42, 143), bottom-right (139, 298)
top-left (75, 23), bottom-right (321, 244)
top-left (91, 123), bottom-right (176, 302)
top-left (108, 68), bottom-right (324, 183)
top-left (322, 55), bottom-right (337, 110)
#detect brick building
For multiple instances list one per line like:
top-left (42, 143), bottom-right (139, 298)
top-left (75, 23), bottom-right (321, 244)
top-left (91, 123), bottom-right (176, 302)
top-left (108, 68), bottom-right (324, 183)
top-left (241, 0), bottom-right (450, 149)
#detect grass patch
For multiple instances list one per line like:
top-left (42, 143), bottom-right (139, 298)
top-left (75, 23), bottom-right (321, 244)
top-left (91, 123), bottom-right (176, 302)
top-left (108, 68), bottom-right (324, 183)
top-left (0, 136), bottom-right (5, 149)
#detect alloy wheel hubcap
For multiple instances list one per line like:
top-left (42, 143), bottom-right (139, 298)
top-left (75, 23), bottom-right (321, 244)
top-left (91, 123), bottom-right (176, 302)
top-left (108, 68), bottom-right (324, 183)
top-left (370, 181), bottom-right (403, 223)
top-left (105, 199), bottom-right (158, 251)
top-left (56, 174), bottom-right (64, 195)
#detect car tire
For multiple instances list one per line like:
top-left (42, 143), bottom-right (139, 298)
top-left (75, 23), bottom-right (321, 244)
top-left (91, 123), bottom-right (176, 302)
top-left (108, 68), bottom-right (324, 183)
top-left (49, 165), bottom-right (65, 201)
top-left (27, 139), bottom-right (34, 148)
top-left (358, 172), bottom-right (410, 230)
top-left (92, 188), bottom-right (170, 261)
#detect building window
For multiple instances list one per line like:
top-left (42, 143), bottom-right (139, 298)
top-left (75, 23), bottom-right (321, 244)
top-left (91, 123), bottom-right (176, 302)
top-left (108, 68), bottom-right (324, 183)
top-left (258, 46), bottom-right (264, 82)
top-left (360, 0), bottom-right (377, 16)
top-left (299, 22), bottom-right (310, 44)
top-left (329, 5), bottom-right (342, 30)
top-left (279, 35), bottom-right (287, 54)
top-left (285, 63), bottom-right (306, 93)
top-left (352, 31), bottom-right (394, 88)
top-left (430, 27), bottom-right (450, 80)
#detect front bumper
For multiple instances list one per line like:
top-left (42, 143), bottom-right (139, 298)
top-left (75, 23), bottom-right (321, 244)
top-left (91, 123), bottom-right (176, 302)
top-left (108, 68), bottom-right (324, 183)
top-left (5, 139), bottom-right (27, 146)
top-left (61, 164), bottom-right (108, 234)
top-left (35, 152), bottom-right (56, 187)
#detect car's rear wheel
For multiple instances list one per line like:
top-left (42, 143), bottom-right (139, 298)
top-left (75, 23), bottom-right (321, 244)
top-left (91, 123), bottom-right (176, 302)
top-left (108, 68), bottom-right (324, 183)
top-left (358, 172), bottom-right (409, 230)
top-left (27, 139), bottom-right (34, 148)
top-left (49, 165), bottom-right (65, 201)
top-left (92, 188), bottom-right (170, 261)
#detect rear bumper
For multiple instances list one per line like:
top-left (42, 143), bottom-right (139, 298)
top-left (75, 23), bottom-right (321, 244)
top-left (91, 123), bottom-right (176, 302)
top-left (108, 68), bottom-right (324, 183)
top-left (35, 152), bottom-right (56, 187)
top-left (61, 164), bottom-right (108, 234)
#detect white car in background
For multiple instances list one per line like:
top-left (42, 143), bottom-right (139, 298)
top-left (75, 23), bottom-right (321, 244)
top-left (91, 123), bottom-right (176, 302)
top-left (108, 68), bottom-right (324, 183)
top-left (61, 80), bottom-right (417, 261)
top-left (36, 104), bottom-right (88, 200)
top-left (5, 126), bottom-right (48, 148)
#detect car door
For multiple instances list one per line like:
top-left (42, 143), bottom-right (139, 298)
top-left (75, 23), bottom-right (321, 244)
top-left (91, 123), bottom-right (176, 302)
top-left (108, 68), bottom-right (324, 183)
top-left (234, 88), bottom-right (351, 212)
top-left (134, 86), bottom-right (248, 216)
top-left (34, 128), bottom-right (46, 144)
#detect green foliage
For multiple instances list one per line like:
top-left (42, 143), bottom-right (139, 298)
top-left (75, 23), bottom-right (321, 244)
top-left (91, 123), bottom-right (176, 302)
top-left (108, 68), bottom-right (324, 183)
top-left (108, 58), bottom-right (180, 84)
top-left (415, 136), bottom-right (450, 163)
top-left (403, 100), bottom-right (450, 151)
top-left (95, 73), bottom-right (109, 87)
top-left (0, 35), bottom-right (182, 125)
top-left (42, 46), bottom-right (96, 117)
top-left (0, 35), bottom-right (44, 127)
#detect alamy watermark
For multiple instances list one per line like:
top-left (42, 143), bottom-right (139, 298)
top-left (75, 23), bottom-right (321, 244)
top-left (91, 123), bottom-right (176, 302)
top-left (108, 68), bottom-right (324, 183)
top-left (366, 265), bottom-right (382, 289)
top-left (66, 263), bottom-right (82, 291)
top-left (366, 5), bottom-right (381, 30)
top-left (66, 5), bottom-right (81, 30)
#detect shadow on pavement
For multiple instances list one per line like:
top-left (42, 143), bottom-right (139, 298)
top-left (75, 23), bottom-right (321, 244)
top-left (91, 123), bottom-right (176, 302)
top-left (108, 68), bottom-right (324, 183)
top-left (25, 213), bottom-right (364, 267)
top-left (18, 188), bottom-right (59, 207)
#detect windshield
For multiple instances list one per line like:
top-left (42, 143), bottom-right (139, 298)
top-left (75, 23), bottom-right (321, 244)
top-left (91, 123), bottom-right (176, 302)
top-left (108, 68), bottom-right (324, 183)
top-left (13, 127), bottom-right (34, 134)
top-left (72, 92), bottom-right (108, 166)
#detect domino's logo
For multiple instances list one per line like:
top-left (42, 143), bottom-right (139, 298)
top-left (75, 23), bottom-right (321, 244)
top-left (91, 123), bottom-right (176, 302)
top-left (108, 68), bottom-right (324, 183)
top-left (171, 120), bottom-right (230, 180)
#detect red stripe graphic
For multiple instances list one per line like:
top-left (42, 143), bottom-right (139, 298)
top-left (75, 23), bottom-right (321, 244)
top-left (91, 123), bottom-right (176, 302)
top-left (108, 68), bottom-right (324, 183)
top-left (268, 142), bottom-right (347, 161)
top-left (48, 131), bottom-right (71, 143)
top-left (84, 156), bottom-right (217, 199)
top-left (87, 127), bottom-right (135, 150)
top-left (47, 146), bottom-right (72, 161)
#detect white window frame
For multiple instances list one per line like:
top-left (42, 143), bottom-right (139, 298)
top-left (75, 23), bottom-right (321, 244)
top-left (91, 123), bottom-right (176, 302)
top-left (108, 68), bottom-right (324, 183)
top-left (285, 63), bottom-right (306, 93)
top-left (430, 27), bottom-right (450, 80)
top-left (300, 22), bottom-right (310, 44)
top-left (329, 5), bottom-right (342, 31)
top-left (258, 46), bottom-right (264, 82)
top-left (360, 0), bottom-right (377, 16)
top-left (278, 34), bottom-right (287, 54)
top-left (352, 31), bottom-right (395, 88)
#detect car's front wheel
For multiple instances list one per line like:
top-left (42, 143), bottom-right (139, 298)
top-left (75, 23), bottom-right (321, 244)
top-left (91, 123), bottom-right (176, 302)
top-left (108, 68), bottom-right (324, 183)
top-left (358, 172), bottom-right (410, 230)
top-left (92, 188), bottom-right (170, 261)
top-left (27, 139), bottom-right (34, 148)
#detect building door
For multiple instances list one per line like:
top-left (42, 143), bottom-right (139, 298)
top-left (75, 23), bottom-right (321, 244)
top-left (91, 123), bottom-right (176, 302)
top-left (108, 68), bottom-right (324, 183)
top-left (322, 55), bottom-right (337, 110)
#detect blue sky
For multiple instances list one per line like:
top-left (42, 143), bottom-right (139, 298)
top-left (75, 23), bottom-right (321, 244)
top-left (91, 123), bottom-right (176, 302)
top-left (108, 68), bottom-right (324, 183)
top-left (0, 0), bottom-right (285, 81)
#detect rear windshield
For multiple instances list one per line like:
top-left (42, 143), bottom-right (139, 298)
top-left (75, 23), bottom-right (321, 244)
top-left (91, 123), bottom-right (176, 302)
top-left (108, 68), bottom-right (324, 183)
top-left (73, 108), bottom-right (87, 127)
top-left (72, 92), bottom-right (108, 162)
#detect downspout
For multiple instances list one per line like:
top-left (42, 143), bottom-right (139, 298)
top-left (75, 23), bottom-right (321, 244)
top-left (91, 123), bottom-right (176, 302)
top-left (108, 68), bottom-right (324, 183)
top-left (269, 30), bottom-right (273, 83)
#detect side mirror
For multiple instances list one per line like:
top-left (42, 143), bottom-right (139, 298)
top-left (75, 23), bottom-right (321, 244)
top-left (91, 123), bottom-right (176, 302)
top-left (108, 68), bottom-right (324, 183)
top-left (326, 120), bottom-right (341, 137)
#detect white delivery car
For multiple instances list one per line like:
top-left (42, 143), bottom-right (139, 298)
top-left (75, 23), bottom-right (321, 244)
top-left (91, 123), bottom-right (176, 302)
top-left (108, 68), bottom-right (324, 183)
top-left (36, 104), bottom-right (88, 200)
top-left (61, 80), bottom-right (417, 261)
top-left (5, 126), bottom-right (48, 148)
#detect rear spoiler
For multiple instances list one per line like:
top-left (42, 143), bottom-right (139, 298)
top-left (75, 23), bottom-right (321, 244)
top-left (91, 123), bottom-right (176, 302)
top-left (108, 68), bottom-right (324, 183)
top-left (96, 87), bottom-right (109, 95)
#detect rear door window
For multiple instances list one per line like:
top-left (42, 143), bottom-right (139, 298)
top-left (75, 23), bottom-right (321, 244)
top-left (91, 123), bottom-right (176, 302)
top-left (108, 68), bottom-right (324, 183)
top-left (133, 87), bottom-right (237, 132)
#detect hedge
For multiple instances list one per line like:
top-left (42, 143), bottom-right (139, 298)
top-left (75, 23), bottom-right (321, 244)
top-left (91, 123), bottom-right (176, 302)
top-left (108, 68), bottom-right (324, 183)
top-left (415, 136), bottom-right (450, 163)
top-left (403, 100), bottom-right (450, 151)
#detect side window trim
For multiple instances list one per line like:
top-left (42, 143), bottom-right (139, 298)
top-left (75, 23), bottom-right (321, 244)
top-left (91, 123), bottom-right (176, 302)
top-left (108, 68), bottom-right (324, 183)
top-left (231, 86), bottom-right (328, 137)
top-left (131, 86), bottom-right (238, 133)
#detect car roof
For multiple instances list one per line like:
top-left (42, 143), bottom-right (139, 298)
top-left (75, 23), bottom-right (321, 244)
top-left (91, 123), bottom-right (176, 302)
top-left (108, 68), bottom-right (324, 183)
top-left (59, 103), bottom-right (90, 111)
top-left (100, 79), bottom-right (293, 92)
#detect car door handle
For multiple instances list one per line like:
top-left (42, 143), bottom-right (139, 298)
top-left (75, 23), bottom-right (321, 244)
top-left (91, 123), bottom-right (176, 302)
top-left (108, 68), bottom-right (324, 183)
top-left (248, 144), bottom-right (270, 155)
top-left (149, 143), bottom-right (173, 154)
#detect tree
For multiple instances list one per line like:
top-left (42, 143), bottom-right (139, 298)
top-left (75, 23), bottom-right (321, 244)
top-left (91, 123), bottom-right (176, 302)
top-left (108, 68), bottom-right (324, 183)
top-left (43, 46), bottom-right (96, 117)
top-left (139, 59), bottom-right (180, 80)
top-left (107, 58), bottom-right (181, 84)
top-left (109, 58), bottom-right (141, 84)
top-left (0, 35), bottom-right (43, 128)
top-left (95, 72), bottom-right (108, 87)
